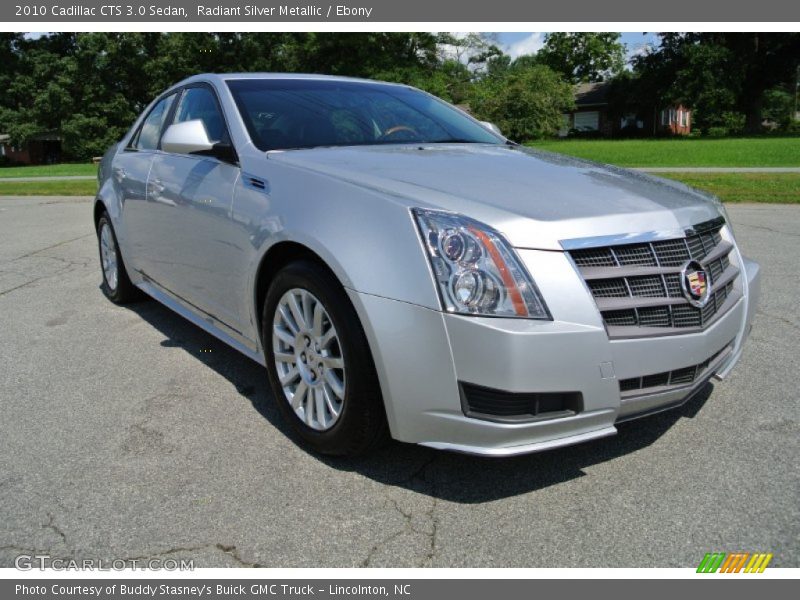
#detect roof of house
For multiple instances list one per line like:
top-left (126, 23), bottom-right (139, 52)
top-left (29, 131), bottom-right (61, 141)
top-left (0, 132), bottom-right (61, 144)
top-left (574, 81), bottom-right (611, 107)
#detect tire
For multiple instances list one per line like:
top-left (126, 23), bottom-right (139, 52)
top-left (96, 212), bottom-right (141, 304)
top-left (262, 259), bottom-right (387, 456)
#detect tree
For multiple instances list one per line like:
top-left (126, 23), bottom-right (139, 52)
top-left (0, 33), bottom-right (26, 145)
top-left (298, 33), bottom-right (439, 78)
top-left (630, 33), bottom-right (800, 133)
top-left (470, 64), bottom-right (575, 141)
top-left (671, 41), bottom-right (741, 131)
top-left (376, 60), bottom-right (473, 104)
top-left (436, 32), bottom-right (504, 75)
top-left (762, 86), bottom-right (796, 129)
top-left (0, 32), bottom-right (446, 160)
top-left (721, 33), bottom-right (800, 132)
top-left (537, 33), bottom-right (625, 83)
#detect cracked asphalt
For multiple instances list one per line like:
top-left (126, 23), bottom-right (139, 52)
top-left (0, 196), bottom-right (797, 568)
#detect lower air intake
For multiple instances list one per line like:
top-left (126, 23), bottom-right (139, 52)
top-left (459, 382), bottom-right (583, 423)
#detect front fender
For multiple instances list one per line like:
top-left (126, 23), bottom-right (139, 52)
top-left (233, 164), bottom-right (442, 345)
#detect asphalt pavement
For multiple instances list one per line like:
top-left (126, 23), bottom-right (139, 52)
top-left (0, 196), bottom-right (797, 568)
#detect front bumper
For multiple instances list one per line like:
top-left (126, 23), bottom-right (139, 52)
top-left (347, 250), bottom-right (760, 457)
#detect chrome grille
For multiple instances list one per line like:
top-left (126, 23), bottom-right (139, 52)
top-left (572, 248), bottom-right (616, 267)
top-left (588, 279), bottom-right (627, 298)
top-left (652, 239), bottom-right (690, 266)
top-left (628, 275), bottom-right (665, 297)
top-left (618, 342), bottom-right (732, 395)
top-left (638, 306), bottom-right (671, 327)
top-left (615, 244), bottom-right (656, 266)
top-left (664, 274), bottom-right (683, 297)
top-left (604, 310), bottom-right (638, 327)
top-left (569, 218), bottom-right (741, 339)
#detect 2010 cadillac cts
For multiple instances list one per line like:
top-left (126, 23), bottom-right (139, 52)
top-left (95, 74), bottom-right (761, 456)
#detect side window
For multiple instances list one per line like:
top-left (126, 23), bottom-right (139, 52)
top-left (133, 94), bottom-right (176, 150)
top-left (172, 87), bottom-right (229, 144)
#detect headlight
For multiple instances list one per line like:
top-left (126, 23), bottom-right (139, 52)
top-left (713, 200), bottom-right (736, 240)
top-left (413, 208), bottom-right (551, 319)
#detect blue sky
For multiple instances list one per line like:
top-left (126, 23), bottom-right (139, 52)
top-left (495, 32), bottom-right (658, 61)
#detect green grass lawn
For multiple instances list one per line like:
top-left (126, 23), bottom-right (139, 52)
top-left (1, 172), bottom-right (793, 202)
top-left (0, 163), bottom-right (97, 178)
top-left (658, 173), bottom-right (800, 203)
top-left (0, 149), bottom-right (797, 202)
top-left (528, 137), bottom-right (800, 167)
top-left (0, 179), bottom-right (97, 196)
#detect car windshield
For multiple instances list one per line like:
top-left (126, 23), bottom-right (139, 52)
top-left (226, 78), bottom-right (503, 151)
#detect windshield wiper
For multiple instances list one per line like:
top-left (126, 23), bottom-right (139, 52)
top-left (422, 139), bottom-right (486, 144)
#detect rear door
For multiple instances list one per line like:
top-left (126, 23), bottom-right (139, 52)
top-left (116, 92), bottom-right (177, 273)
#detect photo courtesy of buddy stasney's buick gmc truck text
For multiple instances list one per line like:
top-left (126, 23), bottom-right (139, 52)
top-left (94, 73), bottom-right (761, 457)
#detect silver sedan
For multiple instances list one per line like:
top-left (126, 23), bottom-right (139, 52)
top-left (95, 73), bottom-right (760, 456)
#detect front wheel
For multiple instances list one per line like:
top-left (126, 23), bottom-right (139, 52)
top-left (262, 260), bottom-right (387, 456)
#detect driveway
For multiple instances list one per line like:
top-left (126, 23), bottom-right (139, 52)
top-left (0, 196), bottom-right (797, 567)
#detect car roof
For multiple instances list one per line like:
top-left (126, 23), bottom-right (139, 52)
top-left (175, 72), bottom-right (403, 88)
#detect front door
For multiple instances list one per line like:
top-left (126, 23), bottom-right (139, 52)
top-left (143, 84), bottom-right (244, 334)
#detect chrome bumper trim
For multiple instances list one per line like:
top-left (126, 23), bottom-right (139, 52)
top-left (419, 425), bottom-right (617, 457)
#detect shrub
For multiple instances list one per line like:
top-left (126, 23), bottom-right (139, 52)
top-left (719, 111), bottom-right (746, 135)
top-left (706, 126), bottom-right (729, 137)
top-left (568, 128), bottom-right (603, 139)
top-left (784, 120), bottom-right (800, 135)
top-left (469, 65), bottom-right (575, 141)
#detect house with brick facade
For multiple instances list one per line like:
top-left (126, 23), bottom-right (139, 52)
top-left (0, 132), bottom-right (62, 165)
top-left (560, 81), bottom-right (692, 137)
top-left (658, 105), bottom-right (691, 135)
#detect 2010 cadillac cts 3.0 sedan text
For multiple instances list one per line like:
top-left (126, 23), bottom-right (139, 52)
top-left (95, 74), bottom-right (761, 456)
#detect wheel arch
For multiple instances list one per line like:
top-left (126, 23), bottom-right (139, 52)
top-left (93, 197), bottom-right (108, 229)
top-left (253, 240), bottom-right (343, 347)
top-left (252, 240), bottom-right (394, 434)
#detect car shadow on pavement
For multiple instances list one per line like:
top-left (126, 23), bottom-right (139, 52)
top-left (125, 297), bottom-right (714, 505)
top-left (337, 385), bottom-right (713, 504)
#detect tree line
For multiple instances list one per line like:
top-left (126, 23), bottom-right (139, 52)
top-left (0, 32), bottom-right (797, 161)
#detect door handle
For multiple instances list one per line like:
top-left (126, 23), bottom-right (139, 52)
top-left (149, 178), bottom-right (165, 195)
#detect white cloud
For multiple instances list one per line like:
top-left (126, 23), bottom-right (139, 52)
top-left (503, 33), bottom-right (546, 60)
top-left (627, 42), bottom-right (654, 61)
top-left (623, 42), bottom-right (655, 70)
top-left (437, 32), bottom-right (488, 65)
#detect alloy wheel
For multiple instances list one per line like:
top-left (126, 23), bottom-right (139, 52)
top-left (272, 288), bottom-right (346, 431)
top-left (99, 222), bottom-right (119, 291)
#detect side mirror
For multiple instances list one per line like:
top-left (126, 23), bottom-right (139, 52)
top-left (161, 120), bottom-right (214, 155)
top-left (480, 121), bottom-right (503, 136)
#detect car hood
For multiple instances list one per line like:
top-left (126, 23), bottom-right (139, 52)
top-left (267, 143), bottom-right (723, 250)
